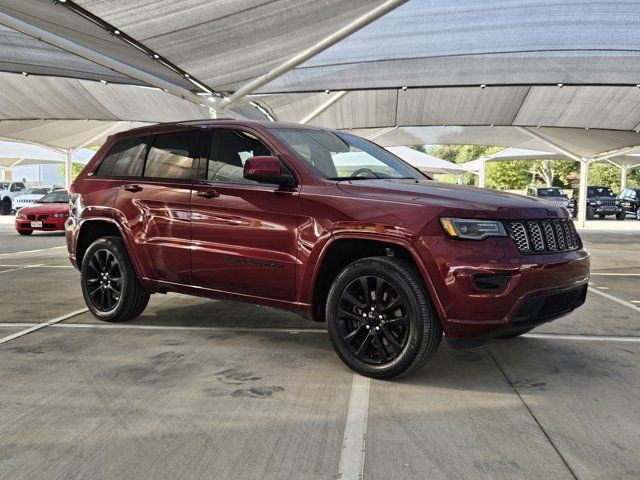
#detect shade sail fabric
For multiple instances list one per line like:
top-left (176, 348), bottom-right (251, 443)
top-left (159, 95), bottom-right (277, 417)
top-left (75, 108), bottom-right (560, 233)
top-left (385, 146), bottom-right (469, 175)
top-left (0, 140), bottom-right (94, 167)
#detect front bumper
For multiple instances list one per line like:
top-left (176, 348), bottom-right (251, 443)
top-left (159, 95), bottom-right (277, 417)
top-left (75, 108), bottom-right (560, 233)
top-left (15, 217), bottom-right (67, 232)
top-left (416, 235), bottom-right (590, 346)
top-left (592, 205), bottom-right (622, 215)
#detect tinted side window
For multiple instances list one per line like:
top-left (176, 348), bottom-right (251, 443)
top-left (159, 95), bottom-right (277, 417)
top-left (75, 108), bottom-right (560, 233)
top-left (143, 131), bottom-right (202, 180)
top-left (95, 137), bottom-right (148, 177)
top-left (207, 129), bottom-right (273, 184)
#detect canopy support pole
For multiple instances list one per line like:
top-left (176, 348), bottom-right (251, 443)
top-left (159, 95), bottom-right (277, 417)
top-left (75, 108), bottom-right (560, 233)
top-left (219, 0), bottom-right (408, 109)
top-left (0, 12), bottom-right (222, 112)
top-left (478, 157), bottom-right (486, 188)
top-left (300, 91), bottom-right (348, 124)
top-left (621, 165), bottom-right (628, 191)
top-left (64, 150), bottom-right (72, 188)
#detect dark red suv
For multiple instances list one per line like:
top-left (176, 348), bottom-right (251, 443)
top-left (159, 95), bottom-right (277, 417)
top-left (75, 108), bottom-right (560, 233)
top-left (66, 120), bottom-right (589, 378)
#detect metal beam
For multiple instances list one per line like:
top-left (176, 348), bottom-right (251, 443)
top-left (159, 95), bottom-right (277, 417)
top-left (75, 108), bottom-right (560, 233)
top-left (365, 126), bottom-right (397, 141)
top-left (72, 122), bottom-right (125, 151)
top-left (220, 0), bottom-right (408, 108)
top-left (300, 91), bottom-right (348, 124)
top-left (516, 127), bottom-right (582, 162)
top-left (0, 11), bottom-right (217, 111)
top-left (588, 143), bottom-right (640, 162)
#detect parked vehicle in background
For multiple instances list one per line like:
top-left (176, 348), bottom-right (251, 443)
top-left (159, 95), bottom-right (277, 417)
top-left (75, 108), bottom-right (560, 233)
top-left (0, 181), bottom-right (26, 215)
top-left (15, 190), bottom-right (69, 235)
top-left (12, 185), bottom-right (64, 212)
top-left (619, 187), bottom-right (640, 220)
top-left (66, 119), bottom-right (589, 379)
top-left (574, 186), bottom-right (624, 220)
top-left (526, 186), bottom-right (576, 217)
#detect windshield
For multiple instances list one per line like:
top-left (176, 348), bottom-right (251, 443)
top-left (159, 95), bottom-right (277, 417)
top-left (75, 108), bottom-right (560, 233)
top-left (537, 188), bottom-right (565, 198)
top-left (587, 186), bottom-right (615, 197)
top-left (38, 191), bottom-right (68, 203)
top-left (0, 183), bottom-right (8, 189)
top-left (24, 187), bottom-right (49, 195)
top-left (272, 129), bottom-right (423, 180)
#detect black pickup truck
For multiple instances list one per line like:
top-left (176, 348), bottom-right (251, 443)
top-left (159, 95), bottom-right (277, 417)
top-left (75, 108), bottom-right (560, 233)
top-left (619, 187), bottom-right (640, 220)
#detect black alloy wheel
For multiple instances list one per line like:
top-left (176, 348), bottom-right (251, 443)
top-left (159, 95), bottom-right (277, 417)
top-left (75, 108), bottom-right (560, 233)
top-left (326, 256), bottom-right (442, 379)
top-left (336, 275), bottom-right (409, 365)
top-left (85, 248), bottom-right (122, 312)
top-left (81, 237), bottom-right (150, 322)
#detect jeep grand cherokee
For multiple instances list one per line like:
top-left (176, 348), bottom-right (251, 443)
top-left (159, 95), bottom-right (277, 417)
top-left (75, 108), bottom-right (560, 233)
top-left (66, 120), bottom-right (590, 378)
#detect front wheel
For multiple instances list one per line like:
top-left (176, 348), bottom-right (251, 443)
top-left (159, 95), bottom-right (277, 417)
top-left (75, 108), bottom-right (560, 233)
top-left (586, 206), bottom-right (595, 220)
top-left (81, 237), bottom-right (150, 322)
top-left (1, 200), bottom-right (11, 215)
top-left (326, 256), bottom-right (442, 379)
top-left (616, 211), bottom-right (626, 221)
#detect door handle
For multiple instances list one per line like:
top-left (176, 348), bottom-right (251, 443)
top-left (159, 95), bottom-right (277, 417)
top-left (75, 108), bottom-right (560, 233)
top-left (123, 184), bottom-right (143, 193)
top-left (196, 189), bottom-right (219, 199)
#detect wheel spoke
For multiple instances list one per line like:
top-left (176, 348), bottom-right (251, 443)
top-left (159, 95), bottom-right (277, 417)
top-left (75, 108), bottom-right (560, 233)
top-left (355, 333), bottom-right (374, 358)
top-left (381, 325), bottom-right (403, 351)
top-left (372, 331), bottom-right (389, 362)
top-left (385, 316), bottom-right (408, 326)
top-left (338, 308), bottom-right (365, 322)
top-left (343, 325), bottom-right (365, 344)
top-left (374, 277), bottom-right (384, 305)
top-left (380, 296), bottom-right (400, 312)
top-left (359, 277), bottom-right (371, 308)
top-left (342, 292), bottom-right (365, 310)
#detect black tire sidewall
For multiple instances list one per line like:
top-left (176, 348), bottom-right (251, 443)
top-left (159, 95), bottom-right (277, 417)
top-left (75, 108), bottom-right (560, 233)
top-left (326, 258), bottom-right (434, 378)
top-left (81, 237), bottom-right (133, 321)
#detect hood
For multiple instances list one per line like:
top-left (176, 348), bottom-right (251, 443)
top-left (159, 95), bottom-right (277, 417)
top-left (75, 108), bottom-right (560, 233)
top-left (336, 179), bottom-right (568, 219)
top-left (14, 194), bottom-right (44, 201)
top-left (19, 203), bottom-right (68, 215)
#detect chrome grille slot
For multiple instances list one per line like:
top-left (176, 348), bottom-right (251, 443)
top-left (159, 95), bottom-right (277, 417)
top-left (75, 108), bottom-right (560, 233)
top-left (526, 222), bottom-right (545, 251)
top-left (507, 219), bottom-right (580, 254)
top-left (507, 222), bottom-right (530, 252)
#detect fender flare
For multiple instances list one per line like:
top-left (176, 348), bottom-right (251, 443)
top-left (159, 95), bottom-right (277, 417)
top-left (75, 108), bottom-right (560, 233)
top-left (304, 232), bottom-right (446, 322)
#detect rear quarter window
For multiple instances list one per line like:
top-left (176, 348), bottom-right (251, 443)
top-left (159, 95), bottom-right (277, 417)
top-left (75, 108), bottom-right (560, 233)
top-left (143, 130), bottom-right (203, 180)
top-left (94, 137), bottom-right (149, 177)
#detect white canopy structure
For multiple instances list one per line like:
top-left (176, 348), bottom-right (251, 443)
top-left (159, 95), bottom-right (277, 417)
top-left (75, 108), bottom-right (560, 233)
top-left (1, 0), bottom-right (640, 223)
top-left (385, 146), bottom-right (470, 177)
top-left (0, 140), bottom-right (94, 166)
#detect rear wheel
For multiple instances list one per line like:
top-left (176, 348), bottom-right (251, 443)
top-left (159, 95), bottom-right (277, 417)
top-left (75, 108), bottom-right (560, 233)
top-left (326, 256), bottom-right (442, 379)
top-left (586, 206), bottom-right (594, 220)
top-left (1, 200), bottom-right (11, 215)
top-left (81, 237), bottom-right (150, 322)
top-left (17, 229), bottom-right (32, 235)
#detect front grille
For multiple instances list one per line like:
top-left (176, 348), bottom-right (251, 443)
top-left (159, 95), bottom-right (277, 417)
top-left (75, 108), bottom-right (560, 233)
top-left (513, 284), bottom-right (588, 326)
top-left (598, 199), bottom-right (616, 207)
top-left (539, 289), bottom-right (584, 318)
top-left (26, 214), bottom-right (49, 221)
top-left (506, 219), bottom-right (580, 254)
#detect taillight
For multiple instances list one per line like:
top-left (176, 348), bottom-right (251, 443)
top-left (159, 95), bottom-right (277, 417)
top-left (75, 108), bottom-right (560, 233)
top-left (68, 183), bottom-right (76, 194)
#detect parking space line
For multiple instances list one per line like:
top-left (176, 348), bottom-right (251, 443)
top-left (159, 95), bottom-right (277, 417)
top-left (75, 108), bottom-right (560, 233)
top-left (0, 264), bottom-right (73, 269)
top-left (338, 374), bottom-right (370, 480)
top-left (0, 246), bottom-right (67, 256)
top-left (0, 264), bottom-right (44, 274)
top-left (588, 287), bottom-right (640, 313)
top-left (591, 273), bottom-right (640, 276)
top-left (0, 308), bottom-right (88, 345)
top-left (524, 333), bottom-right (640, 343)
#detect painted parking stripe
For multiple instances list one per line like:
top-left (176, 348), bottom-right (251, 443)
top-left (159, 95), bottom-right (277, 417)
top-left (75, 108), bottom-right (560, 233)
top-left (588, 287), bottom-right (640, 313)
top-left (0, 264), bottom-right (74, 269)
top-left (524, 333), bottom-right (640, 343)
top-left (338, 374), bottom-right (370, 480)
top-left (0, 264), bottom-right (44, 274)
top-left (0, 246), bottom-right (67, 256)
top-left (590, 273), bottom-right (640, 276)
top-left (0, 308), bottom-right (88, 345)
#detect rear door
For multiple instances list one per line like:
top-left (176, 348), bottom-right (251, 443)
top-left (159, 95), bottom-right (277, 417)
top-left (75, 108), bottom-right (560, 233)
top-left (114, 129), bottom-right (205, 284)
top-left (190, 128), bottom-right (299, 301)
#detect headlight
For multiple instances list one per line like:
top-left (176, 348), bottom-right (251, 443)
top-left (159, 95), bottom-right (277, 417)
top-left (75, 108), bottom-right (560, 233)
top-left (596, 200), bottom-right (602, 205)
top-left (52, 212), bottom-right (68, 218)
top-left (440, 218), bottom-right (507, 240)
top-left (616, 200), bottom-right (621, 206)
top-left (17, 212), bottom-right (26, 219)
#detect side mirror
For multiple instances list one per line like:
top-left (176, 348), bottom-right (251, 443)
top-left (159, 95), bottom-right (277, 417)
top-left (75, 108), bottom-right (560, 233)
top-left (243, 156), bottom-right (295, 187)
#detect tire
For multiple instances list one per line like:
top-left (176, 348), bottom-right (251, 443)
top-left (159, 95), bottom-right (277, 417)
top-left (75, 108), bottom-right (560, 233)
top-left (1, 200), bottom-right (11, 215)
top-left (494, 327), bottom-right (534, 339)
top-left (326, 256), bottom-right (442, 379)
top-left (598, 214), bottom-right (606, 219)
top-left (616, 211), bottom-right (626, 221)
top-left (81, 237), bottom-right (150, 322)
top-left (571, 209), bottom-right (577, 219)
top-left (17, 229), bottom-right (32, 235)
top-left (636, 208), bottom-right (640, 221)
top-left (586, 206), bottom-right (594, 220)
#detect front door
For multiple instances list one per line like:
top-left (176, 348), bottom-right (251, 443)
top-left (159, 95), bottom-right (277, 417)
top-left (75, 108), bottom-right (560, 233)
top-left (190, 128), bottom-right (298, 301)
top-left (114, 130), bottom-right (205, 284)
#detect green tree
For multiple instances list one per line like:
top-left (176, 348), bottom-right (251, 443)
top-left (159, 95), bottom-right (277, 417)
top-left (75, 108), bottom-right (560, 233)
top-left (531, 160), bottom-right (579, 187)
top-left (57, 162), bottom-right (86, 183)
top-left (485, 160), bottom-right (534, 189)
top-left (588, 163), bottom-right (624, 194)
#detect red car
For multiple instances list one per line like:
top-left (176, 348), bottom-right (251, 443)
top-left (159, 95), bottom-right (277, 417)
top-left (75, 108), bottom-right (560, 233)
top-left (66, 120), bottom-right (589, 378)
top-left (15, 190), bottom-right (69, 235)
